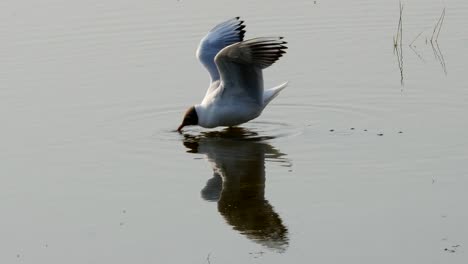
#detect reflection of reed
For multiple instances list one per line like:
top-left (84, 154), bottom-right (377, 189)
top-left (431, 40), bottom-right (447, 74)
top-left (393, 1), bottom-right (403, 51)
top-left (393, 1), bottom-right (404, 86)
top-left (394, 44), bottom-right (404, 86)
top-left (409, 44), bottom-right (425, 63)
top-left (409, 9), bottom-right (447, 74)
top-left (430, 8), bottom-right (447, 75)
top-left (430, 8), bottom-right (445, 43)
top-left (183, 128), bottom-right (289, 252)
top-left (394, 6), bottom-right (447, 83)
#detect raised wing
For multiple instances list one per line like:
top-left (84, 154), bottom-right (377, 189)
top-left (196, 17), bottom-right (246, 83)
top-left (214, 37), bottom-right (287, 104)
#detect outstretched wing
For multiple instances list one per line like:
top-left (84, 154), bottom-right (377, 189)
top-left (196, 17), bottom-right (246, 83)
top-left (214, 37), bottom-right (287, 104)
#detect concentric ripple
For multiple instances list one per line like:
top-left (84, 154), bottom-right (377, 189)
top-left (175, 119), bottom-right (302, 143)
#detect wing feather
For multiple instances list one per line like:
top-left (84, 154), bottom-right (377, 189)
top-left (216, 37), bottom-right (287, 70)
top-left (214, 37), bottom-right (287, 104)
top-left (196, 17), bottom-right (246, 83)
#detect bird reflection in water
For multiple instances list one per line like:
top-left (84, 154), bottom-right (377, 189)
top-left (183, 127), bottom-right (289, 252)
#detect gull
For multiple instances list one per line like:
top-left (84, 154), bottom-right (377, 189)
top-left (177, 17), bottom-right (288, 132)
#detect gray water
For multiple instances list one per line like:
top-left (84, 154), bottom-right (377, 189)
top-left (1, 0), bottom-right (468, 263)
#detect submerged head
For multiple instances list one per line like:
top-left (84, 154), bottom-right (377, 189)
top-left (177, 106), bottom-right (199, 132)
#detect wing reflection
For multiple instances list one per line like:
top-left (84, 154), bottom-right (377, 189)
top-left (183, 128), bottom-right (289, 252)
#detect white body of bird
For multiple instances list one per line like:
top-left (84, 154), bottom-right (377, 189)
top-left (178, 17), bottom-right (288, 131)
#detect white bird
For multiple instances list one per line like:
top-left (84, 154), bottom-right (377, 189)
top-left (177, 17), bottom-right (288, 132)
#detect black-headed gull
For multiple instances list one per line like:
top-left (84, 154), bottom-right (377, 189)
top-left (177, 17), bottom-right (288, 132)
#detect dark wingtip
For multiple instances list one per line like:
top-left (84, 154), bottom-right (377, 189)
top-left (232, 17), bottom-right (245, 41)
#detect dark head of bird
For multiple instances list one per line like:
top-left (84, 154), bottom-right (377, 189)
top-left (177, 106), bottom-right (199, 132)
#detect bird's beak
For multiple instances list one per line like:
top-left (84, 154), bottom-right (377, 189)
top-left (177, 123), bottom-right (184, 132)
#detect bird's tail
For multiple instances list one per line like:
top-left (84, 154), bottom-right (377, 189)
top-left (263, 81), bottom-right (288, 107)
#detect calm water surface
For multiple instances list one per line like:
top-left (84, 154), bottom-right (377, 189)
top-left (1, 0), bottom-right (468, 263)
